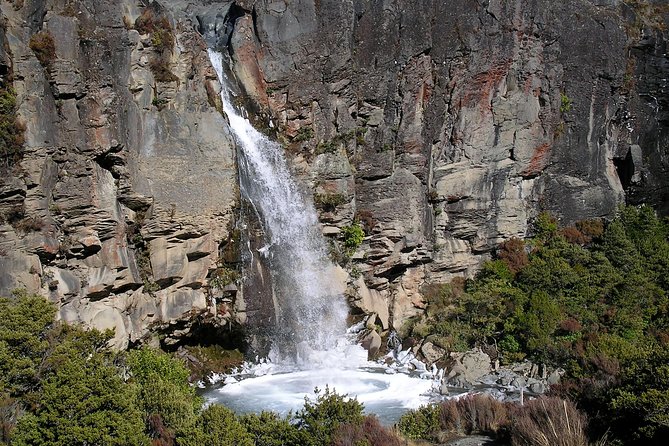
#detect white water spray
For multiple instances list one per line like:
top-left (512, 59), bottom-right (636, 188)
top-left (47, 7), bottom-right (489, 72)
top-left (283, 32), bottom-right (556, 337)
top-left (208, 50), bottom-right (349, 363)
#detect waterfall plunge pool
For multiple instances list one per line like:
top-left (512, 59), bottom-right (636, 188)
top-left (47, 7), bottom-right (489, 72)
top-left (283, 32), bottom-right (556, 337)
top-left (202, 365), bottom-right (437, 425)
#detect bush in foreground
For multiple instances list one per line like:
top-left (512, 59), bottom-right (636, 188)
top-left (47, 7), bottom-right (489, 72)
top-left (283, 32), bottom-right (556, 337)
top-left (398, 394), bottom-right (589, 446)
top-left (510, 397), bottom-right (587, 446)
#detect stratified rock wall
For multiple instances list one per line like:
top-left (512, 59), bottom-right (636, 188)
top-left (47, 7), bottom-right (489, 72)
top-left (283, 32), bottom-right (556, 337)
top-left (0, 0), bottom-right (239, 349)
top-left (212, 0), bottom-right (669, 329)
top-left (1, 0), bottom-right (668, 343)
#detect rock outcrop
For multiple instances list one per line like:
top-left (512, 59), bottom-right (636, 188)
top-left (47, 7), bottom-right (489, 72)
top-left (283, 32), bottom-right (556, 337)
top-left (199, 0), bottom-right (669, 334)
top-left (1, 0), bottom-right (668, 348)
top-left (0, 0), bottom-right (239, 349)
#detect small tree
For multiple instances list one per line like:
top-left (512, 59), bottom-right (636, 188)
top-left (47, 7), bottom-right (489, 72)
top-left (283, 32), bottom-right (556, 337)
top-left (295, 387), bottom-right (365, 446)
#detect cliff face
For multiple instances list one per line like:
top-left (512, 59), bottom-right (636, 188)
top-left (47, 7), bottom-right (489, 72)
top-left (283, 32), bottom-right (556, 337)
top-left (0, 0), bottom-right (667, 345)
top-left (0, 0), bottom-right (238, 349)
top-left (208, 0), bottom-right (669, 328)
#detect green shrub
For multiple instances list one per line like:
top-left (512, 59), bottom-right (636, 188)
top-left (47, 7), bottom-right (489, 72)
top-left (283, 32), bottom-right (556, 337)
top-left (534, 211), bottom-right (558, 239)
top-left (209, 266), bottom-right (239, 289)
top-left (12, 347), bottom-right (149, 446)
top-left (341, 222), bottom-right (364, 251)
top-left (560, 93), bottom-right (573, 113)
top-left (0, 291), bottom-right (57, 395)
top-left (396, 403), bottom-right (441, 440)
top-left (151, 27), bottom-right (174, 53)
top-left (1, 294), bottom-right (149, 446)
top-left (315, 140), bottom-right (337, 155)
top-left (127, 348), bottom-right (202, 436)
top-left (241, 411), bottom-right (302, 446)
top-left (294, 387), bottom-right (365, 446)
top-left (293, 126), bottom-right (314, 142)
top-left (177, 405), bottom-right (252, 446)
top-left (314, 193), bottom-right (347, 212)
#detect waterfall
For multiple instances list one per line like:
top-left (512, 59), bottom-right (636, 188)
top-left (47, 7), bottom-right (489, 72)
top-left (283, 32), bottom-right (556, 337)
top-left (208, 50), bottom-right (349, 364)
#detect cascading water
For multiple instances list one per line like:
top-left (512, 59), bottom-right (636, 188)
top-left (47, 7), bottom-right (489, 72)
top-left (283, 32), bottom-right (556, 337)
top-left (208, 50), bottom-right (349, 363)
top-left (205, 49), bottom-right (438, 424)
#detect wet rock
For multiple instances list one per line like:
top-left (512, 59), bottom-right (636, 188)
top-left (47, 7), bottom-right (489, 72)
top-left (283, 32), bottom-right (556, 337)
top-left (360, 329), bottom-right (382, 358)
top-left (350, 277), bottom-right (389, 330)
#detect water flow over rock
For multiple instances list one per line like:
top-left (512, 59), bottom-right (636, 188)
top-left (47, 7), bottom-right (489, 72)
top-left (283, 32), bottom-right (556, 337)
top-left (208, 50), bottom-right (349, 364)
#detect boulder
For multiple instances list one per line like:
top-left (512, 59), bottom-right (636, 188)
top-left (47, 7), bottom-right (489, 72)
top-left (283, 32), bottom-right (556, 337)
top-left (360, 329), bottom-right (382, 359)
top-left (445, 349), bottom-right (492, 385)
top-left (420, 341), bottom-right (446, 365)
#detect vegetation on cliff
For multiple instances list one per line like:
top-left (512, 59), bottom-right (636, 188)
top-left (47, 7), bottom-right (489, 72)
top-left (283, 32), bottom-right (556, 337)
top-left (403, 205), bottom-right (669, 445)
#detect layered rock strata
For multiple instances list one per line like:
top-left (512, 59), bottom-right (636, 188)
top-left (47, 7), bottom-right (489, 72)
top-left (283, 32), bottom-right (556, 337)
top-left (1, 0), bottom-right (668, 349)
top-left (192, 0), bottom-right (669, 332)
top-left (0, 0), bottom-right (239, 349)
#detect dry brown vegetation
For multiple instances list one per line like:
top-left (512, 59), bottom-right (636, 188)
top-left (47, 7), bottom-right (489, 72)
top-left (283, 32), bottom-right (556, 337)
top-left (510, 397), bottom-right (588, 446)
top-left (29, 30), bottom-right (56, 68)
top-left (333, 416), bottom-right (402, 446)
top-left (134, 8), bottom-right (178, 84)
top-left (399, 394), bottom-right (591, 446)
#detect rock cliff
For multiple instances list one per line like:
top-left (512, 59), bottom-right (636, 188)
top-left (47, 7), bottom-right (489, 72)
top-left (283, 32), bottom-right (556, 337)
top-left (0, 0), bottom-right (239, 349)
top-left (195, 0), bottom-right (668, 331)
top-left (1, 0), bottom-right (667, 347)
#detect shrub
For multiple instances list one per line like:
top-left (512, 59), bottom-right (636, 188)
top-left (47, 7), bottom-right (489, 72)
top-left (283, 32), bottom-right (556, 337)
top-left (0, 88), bottom-right (25, 168)
top-left (8, 314), bottom-right (149, 446)
top-left (315, 140), bottom-right (337, 155)
top-left (181, 345), bottom-right (243, 381)
top-left (497, 237), bottom-right (529, 274)
top-left (355, 210), bottom-right (377, 234)
top-left (341, 222), bottom-right (364, 251)
top-left (127, 348), bottom-right (202, 436)
top-left (399, 395), bottom-right (510, 442)
top-left (560, 226), bottom-right (588, 245)
top-left (209, 267), bottom-right (239, 289)
top-left (149, 56), bottom-right (178, 83)
top-left (241, 411), bottom-right (302, 446)
top-left (0, 394), bottom-right (19, 444)
top-left (560, 93), bottom-right (573, 113)
top-left (29, 30), bottom-right (56, 68)
top-left (396, 403), bottom-right (441, 440)
top-left (294, 387), bottom-right (365, 446)
top-left (12, 351), bottom-right (149, 446)
top-left (0, 291), bottom-right (57, 395)
top-left (534, 211), bottom-right (558, 239)
top-left (510, 397), bottom-right (587, 446)
top-left (293, 126), bottom-right (314, 142)
top-left (314, 193), bottom-right (347, 212)
top-left (177, 405), bottom-right (253, 446)
top-left (333, 415), bottom-right (402, 446)
top-left (452, 394), bottom-right (509, 436)
top-left (13, 216), bottom-right (44, 233)
top-left (575, 218), bottom-right (604, 241)
top-left (134, 8), bottom-right (178, 83)
top-left (151, 27), bottom-right (174, 53)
